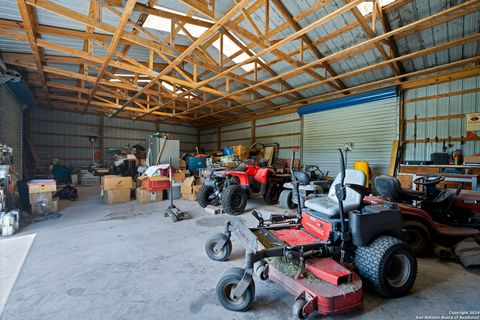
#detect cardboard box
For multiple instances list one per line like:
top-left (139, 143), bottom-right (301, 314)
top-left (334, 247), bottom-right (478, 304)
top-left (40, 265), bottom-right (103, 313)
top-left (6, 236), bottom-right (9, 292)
top-left (173, 172), bottom-right (186, 182)
top-left (182, 193), bottom-right (197, 201)
top-left (102, 175), bottom-right (133, 191)
top-left (464, 155), bottom-right (480, 164)
top-left (136, 188), bottom-right (163, 204)
top-left (29, 192), bottom-right (53, 205)
top-left (28, 179), bottom-right (56, 193)
top-left (233, 145), bottom-right (249, 160)
top-left (104, 189), bottom-right (131, 205)
top-left (181, 176), bottom-right (196, 194)
top-left (31, 199), bottom-right (58, 214)
top-left (179, 160), bottom-right (187, 170)
top-left (181, 176), bottom-right (202, 201)
top-left (223, 161), bottom-right (237, 168)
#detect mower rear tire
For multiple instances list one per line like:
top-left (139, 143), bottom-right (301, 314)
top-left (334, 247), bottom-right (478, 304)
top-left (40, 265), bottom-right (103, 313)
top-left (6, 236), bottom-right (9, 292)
top-left (216, 267), bottom-right (255, 312)
top-left (222, 185), bottom-right (248, 215)
top-left (264, 183), bottom-right (280, 205)
top-left (354, 236), bottom-right (417, 298)
top-left (205, 233), bottom-right (232, 261)
top-left (402, 220), bottom-right (431, 256)
top-left (279, 189), bottom-right (297, 209)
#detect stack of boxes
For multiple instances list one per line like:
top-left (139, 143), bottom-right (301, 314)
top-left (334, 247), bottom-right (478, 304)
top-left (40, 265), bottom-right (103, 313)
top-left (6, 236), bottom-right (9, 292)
top-left (181, 176), bottom-right (203, 201)
top-left (101, 175), bottom-right (132, 205)
top-left (232, 145), bottom-right (249, 160)
top-left (136, 175), bottom-right (167, 204)
top-left (28, 179), bottom-right (57, 214)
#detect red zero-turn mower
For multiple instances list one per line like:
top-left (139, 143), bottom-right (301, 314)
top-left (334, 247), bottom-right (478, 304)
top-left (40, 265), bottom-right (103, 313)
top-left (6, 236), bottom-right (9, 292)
top-left (366, 175), bottom-right (480, 256)
top-left (198, 159), bottom-right (290, 215)
top-left (205, 149), bottom-right (417, 319)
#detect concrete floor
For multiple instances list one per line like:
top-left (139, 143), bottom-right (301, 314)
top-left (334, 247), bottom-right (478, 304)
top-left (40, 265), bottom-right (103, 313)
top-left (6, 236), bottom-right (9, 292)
top-left (1, 186), bottom-right (479, 320)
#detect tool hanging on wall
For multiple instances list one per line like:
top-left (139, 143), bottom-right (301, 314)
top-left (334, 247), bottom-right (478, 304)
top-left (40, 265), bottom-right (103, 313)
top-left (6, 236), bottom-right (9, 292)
top-left (435, 136), bottom-right (439, 153)
top-left (424, 137), bottom-right (430, 160)
top-left (412, 115), bottom-right (417, 160)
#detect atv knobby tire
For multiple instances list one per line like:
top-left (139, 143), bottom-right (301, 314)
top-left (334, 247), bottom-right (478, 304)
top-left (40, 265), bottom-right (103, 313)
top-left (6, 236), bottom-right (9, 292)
top-left (279, 189), bottom-right (297, 209)
top-left (354, 236), bottom-right (417, 298)
top-left (222, 185), bottom-right (248, 215)
top-left (197, 185), bottom-right (215, 208)
top-left (263, 183), bottom-right (280, 205)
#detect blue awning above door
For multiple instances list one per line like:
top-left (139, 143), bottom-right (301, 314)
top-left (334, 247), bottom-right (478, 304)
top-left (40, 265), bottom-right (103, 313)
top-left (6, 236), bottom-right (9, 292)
top-left (297, 86), bottom-right (398, 116)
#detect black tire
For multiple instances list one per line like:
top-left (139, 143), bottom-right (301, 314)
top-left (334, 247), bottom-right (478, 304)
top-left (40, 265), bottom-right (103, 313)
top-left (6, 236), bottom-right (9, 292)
top-left (254, 261), bottom-right (268, 281)
top-left (216, 267), bottom-right (255, 312)
top-left (292, 298), bottom-right (307, 319)
top-left (197, 185), bottom-right (214, 208)
top-left (222, 185), bottom-right (248, 215)
top-left (402, 220), bottom-right (431, 256)
top-left (205, 233), bottom-right (232, 261)
top-left (279, 189), bottom-right (297, 209)
top-left (305, 311), bottom-right (321, 320)
top-left (263, 183), bottom-right (280, 205)
top-left (354, 236), bottom-right (417, 298)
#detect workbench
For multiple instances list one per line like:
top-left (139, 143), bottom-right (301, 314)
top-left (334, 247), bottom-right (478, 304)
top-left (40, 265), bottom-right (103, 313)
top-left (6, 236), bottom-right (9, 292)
top-left (399, 164), bottom-right (480, 191)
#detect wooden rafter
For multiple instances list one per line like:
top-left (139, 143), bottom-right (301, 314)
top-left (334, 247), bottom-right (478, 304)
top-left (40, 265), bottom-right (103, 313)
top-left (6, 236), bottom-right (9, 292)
top-left (77, 0), bottom-right (100, 104)
top-left (175, 0), bottom-right (480, 117)
top-left (84, 0), bottom-right (137, 112)
top-left (271, 0), bottom-right (347, 90)
top-left (114, 0), bottom-right (252, 118)
top-left (0, 0), bottom-right (476, 125)
top-left (348, 2), bottom-right (403, 76)
top-left (16, 0), bottom-right (51, 105)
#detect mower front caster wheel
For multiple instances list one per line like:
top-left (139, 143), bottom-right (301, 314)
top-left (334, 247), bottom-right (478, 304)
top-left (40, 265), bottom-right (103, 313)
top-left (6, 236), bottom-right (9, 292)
top-left (254, 261), bottom-right (268, 281)
top-left (205, 233), bottom-right (232, 261)
top-left (216, 267), bottom-right (255, 312)
top-left (292, 298), bottom-right (307, 319)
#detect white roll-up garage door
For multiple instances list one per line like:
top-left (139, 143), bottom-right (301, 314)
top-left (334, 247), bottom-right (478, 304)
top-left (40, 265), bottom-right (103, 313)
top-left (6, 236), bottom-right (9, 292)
top-left (302, 96), bottom-right (399, 177)
top-left (0, 84), bottom-right (23, 175)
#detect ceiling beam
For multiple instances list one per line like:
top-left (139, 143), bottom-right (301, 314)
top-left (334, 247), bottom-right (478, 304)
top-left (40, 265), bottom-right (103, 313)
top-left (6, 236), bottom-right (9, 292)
top-left (115, 0), bottom-right (252, 118)
top-left (84, 0), bottom-right (137, 112)
top-left (271, 0), bottom-right (348, 90)
top-left (195, 32), bottom-right (480, 121)
top-left (177, 0), bottom-right (479, 117)
top-left (203, 57), bottom-right (480, 126)
top-left (348, 2), bottom-right (402, 76)
top-left (16, 0), bottom-right (51, 105)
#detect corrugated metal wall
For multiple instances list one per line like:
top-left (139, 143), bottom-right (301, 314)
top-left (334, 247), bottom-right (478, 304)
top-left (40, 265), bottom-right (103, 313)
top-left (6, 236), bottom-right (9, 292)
top-left (404, 76), bottom-right (480, 161)
top-left (29, 109), bottom-right (197, 167)
top-left (199, 113), bottom-right (301, 159)
top-left (0, 84), bottom-right (23, 174)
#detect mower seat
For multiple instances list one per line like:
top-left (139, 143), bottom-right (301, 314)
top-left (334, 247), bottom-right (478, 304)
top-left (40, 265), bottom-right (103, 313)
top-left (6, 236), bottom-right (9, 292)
top-left (293, 171), bottom-right (310, 185)
top-left (304, 169), bottom-right (366, 218)
top-left (375, 175), bottom-right (424, 202)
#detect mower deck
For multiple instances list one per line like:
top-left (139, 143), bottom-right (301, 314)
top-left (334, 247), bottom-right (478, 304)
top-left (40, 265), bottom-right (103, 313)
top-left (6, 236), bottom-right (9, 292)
top-left (268, 264), bottom-right (363, 316)
top-left (250, 226), bottom-right (363, 316)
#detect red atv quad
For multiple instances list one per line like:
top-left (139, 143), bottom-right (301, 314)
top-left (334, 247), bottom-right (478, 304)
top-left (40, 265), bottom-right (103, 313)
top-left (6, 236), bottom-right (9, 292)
top-left (197, 159), bottom-right (290, 215)
top-left (366, 174), bottom-right (480, 256)
top-left (204, 149), bottom-right (416, 319)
